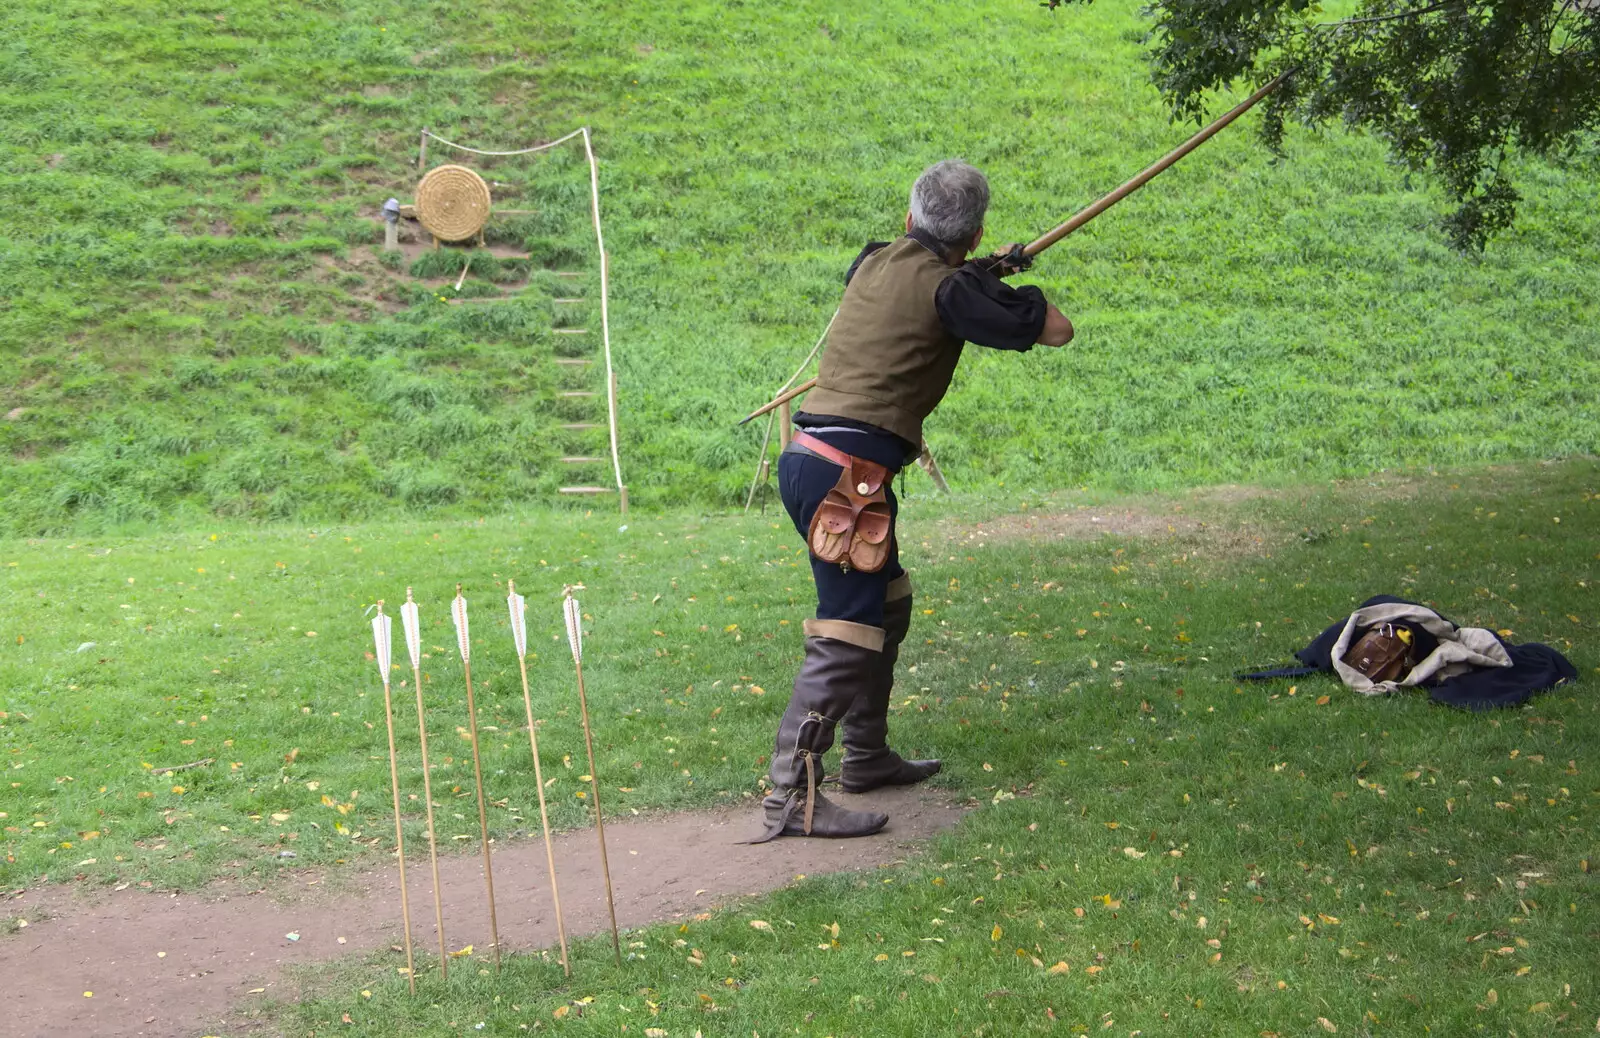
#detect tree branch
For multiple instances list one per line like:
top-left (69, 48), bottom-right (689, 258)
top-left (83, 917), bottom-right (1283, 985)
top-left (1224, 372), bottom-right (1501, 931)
top-left (1316, 0), bottom-right (1464, 32)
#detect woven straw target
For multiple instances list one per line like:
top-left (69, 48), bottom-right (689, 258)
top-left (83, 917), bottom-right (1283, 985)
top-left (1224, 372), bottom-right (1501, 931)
top-left (415, 164), bottom-right (492, 242)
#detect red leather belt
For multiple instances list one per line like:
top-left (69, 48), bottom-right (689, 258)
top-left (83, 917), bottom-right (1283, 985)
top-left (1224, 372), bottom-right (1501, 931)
top-left (790, 430), bottom-right (853, 468)
top-left (790, 431), bottom-right (883, 497)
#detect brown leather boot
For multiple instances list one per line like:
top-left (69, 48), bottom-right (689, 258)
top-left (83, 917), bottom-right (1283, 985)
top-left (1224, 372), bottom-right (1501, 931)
top-left (838, 580), bottom-right (941, 794)
top-left (750, 623), bottom-right (890, 843)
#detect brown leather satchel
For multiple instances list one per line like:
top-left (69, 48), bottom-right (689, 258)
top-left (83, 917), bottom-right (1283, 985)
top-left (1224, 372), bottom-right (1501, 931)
top-left (796, 433), bottom-right (893, 573)
top-left (1341, 623), bottom-right (1414, 683)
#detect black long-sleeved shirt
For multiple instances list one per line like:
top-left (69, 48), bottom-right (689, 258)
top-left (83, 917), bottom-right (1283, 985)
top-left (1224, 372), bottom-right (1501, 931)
top-left (844, 229), bottom-right (1048, 350)
top-left (796, 230), bottom-right (1048, 468)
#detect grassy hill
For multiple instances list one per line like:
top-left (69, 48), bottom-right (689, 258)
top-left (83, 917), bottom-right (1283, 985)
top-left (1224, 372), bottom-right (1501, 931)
top-left (2, 0), bottom-right (1597, 535)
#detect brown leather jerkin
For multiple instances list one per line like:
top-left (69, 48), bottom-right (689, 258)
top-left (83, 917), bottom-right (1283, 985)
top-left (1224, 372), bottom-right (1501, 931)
top-left (791, 431), bottom-right (894, 574)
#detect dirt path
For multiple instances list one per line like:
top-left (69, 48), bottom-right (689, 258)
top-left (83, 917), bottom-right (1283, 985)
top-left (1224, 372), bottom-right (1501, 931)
top-left (1, 787), bottom-right (964, 1038)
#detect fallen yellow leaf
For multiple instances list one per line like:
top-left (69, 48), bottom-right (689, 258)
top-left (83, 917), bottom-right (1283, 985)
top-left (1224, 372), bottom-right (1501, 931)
top-left (1047, 961), bottom-right (1071, 975)
top-left (991, 924), bottom-right (1003, 941)
top-left (749, 920), bottom-right (772, 932)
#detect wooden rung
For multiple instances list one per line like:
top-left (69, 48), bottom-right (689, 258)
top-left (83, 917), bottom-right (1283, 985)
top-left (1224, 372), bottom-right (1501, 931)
top-left (558, 391), bottom-right (596, 398)
top-left (447, 297), bottom-right (514, 305)
top-left (554, 272), bottom-right (583, 278)
top-left (560, 456), bottom-right (603, 463)
top-left (559, 423), bottom-right (601, 430)
top-left (553, 357), bottom-right (592, 366)
top-left (558, 486), bottom-right (614, 495)
top-left (552, 328), bottom-right (588, 334)
top-left (553, 297), bottom-right (584, 303)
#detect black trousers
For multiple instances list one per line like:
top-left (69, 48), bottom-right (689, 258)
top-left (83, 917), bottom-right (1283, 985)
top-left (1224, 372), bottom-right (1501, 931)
top-left (778, 445), bottom-right (906, 628)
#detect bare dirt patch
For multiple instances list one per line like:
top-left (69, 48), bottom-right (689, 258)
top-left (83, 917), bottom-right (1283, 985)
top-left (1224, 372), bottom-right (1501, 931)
top-left (0, 787), bottom-right (964, 1038)
top-left (1185, 483), bottom-right (1282, 506)
top-left (379, 232), bottom-right (530, 267)
top-left (1325, 473), bottom-right (1425, 502)
top-left (933, 498), bottom-right (1275, 560)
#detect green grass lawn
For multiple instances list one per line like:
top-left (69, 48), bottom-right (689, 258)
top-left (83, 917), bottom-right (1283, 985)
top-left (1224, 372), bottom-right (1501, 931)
top-left (4, 460), bottom-right (1595, 1033)
top-left (3, 0), bottom-right (1597, 1029)
top-left (2, 0), bottom-right (1598, 534)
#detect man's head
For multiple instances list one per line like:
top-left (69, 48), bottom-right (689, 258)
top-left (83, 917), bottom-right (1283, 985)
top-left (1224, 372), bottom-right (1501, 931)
top-left (906, 160), bottom-right (989, 257)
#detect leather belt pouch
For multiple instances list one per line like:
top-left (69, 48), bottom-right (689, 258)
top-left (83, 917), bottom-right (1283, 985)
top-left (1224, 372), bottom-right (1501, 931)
top-left (795, 434), bottom-right (893, 573)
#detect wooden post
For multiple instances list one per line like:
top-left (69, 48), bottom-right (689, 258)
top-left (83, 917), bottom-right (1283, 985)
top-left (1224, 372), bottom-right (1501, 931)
top-left (619, 485), bottom-right (629, 515)
top-left (743, 411), bottom-right (777, 514)
top-left (778, 400), bottom-right (791, 449)
top-left (418, 128), bottom-right (429, 171)
top-left (917, 440), bottom-right (951, 493)
top-left (382, 198), bottom-right (401, 253)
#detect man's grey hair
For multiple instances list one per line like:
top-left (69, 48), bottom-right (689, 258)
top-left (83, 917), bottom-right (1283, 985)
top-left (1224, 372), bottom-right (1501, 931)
top-left (909, 160), bottom-right (989, 248)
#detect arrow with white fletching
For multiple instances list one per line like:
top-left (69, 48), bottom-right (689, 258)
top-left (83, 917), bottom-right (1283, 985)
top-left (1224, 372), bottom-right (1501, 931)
top-left (508, 585), bottom-right (528, 659)
top-left (401, 589), bottom-right (422, 670)
top-left (562, 593), bottom-right (582, 663)
top-left (372, 607), bottom-right (393, 683)
top-left (452, 586), bottom-right (471, 662)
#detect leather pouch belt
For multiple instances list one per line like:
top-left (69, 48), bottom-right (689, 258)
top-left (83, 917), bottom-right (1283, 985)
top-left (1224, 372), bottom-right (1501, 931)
top-left (791, 431), bottom-right (893, 573)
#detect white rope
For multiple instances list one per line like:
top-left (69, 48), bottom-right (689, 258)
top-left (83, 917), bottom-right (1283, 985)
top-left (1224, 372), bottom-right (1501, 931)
top-left (415, 123), bottom-right (627, 502)
top-left (582, 127), bottom-right (626, 496)
top-left (421, 127), bottom-right (586, 157)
